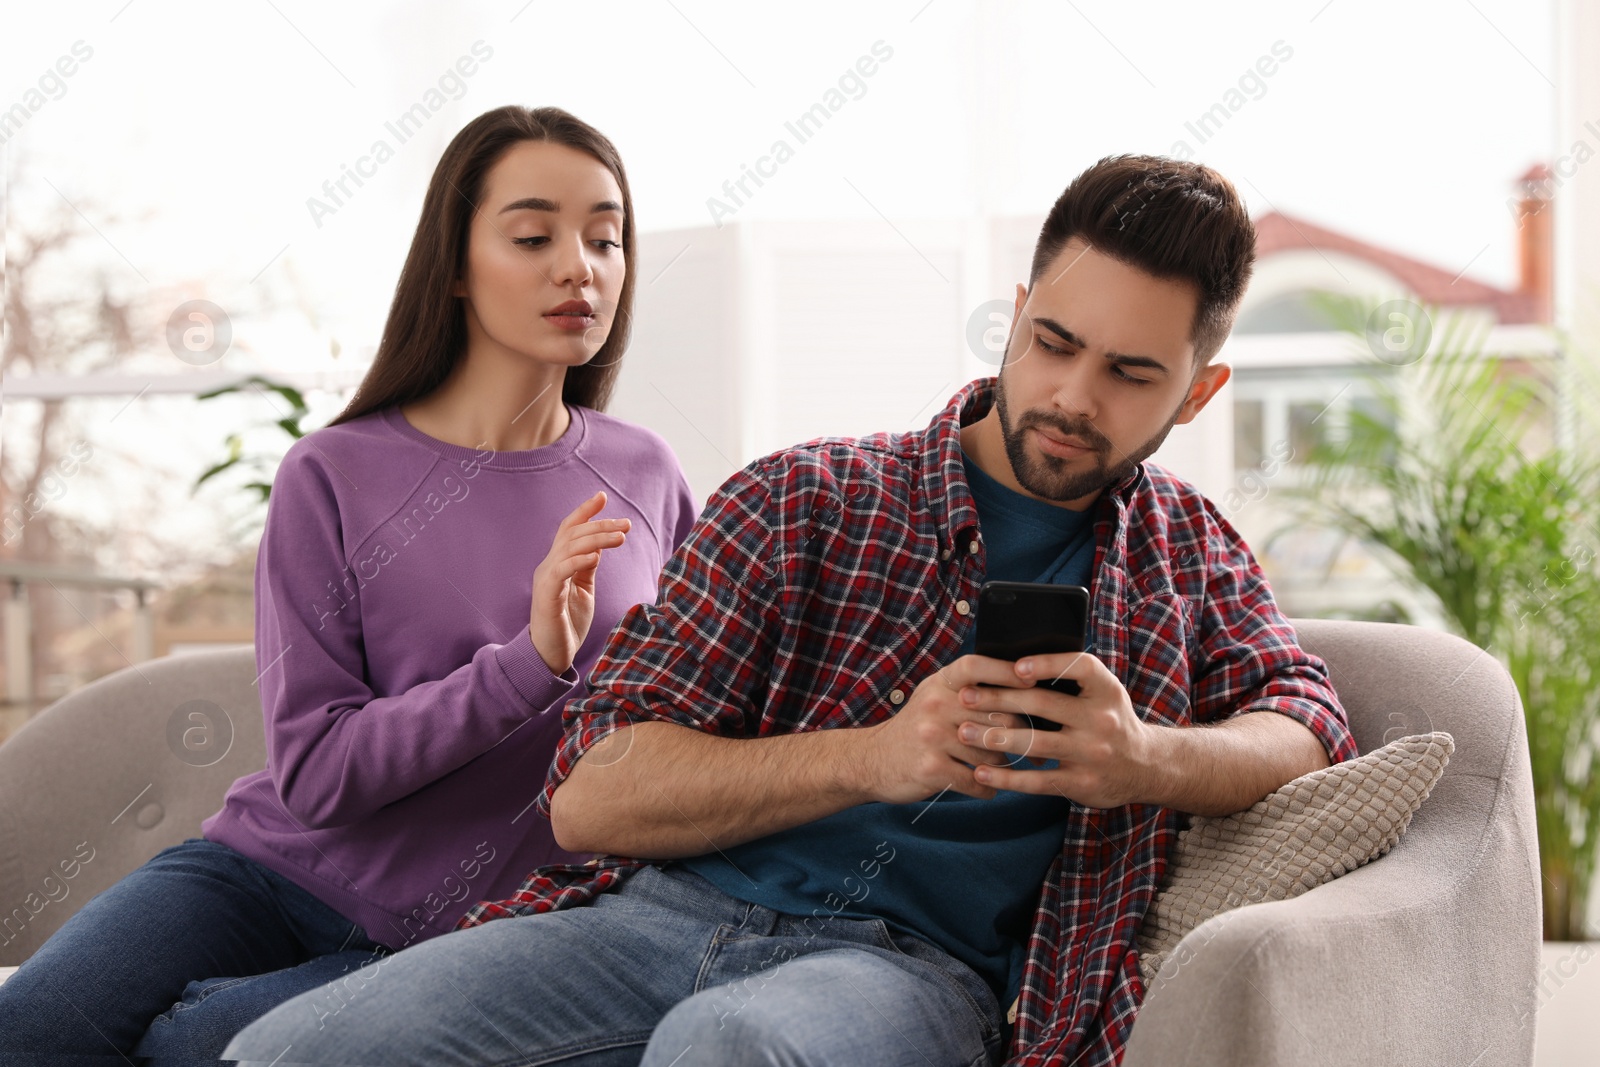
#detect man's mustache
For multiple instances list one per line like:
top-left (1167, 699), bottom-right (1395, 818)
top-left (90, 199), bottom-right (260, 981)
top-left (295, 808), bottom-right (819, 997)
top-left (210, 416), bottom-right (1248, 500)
top-left (1021, 415), bottom-right (1112, 454)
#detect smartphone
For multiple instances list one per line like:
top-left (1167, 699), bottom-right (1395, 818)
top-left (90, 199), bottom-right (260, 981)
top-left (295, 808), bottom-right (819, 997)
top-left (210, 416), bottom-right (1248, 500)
top-left (972, 581), bottom-right (1091, 732)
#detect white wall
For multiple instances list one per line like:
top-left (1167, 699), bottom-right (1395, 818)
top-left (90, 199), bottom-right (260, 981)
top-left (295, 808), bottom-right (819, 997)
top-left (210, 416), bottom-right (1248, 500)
top-left (609, 225), bottom-right (745, 507)
top-left (621, 218), bottom-right (1003, 507)
top-left (1557, 0), bottom-right (1600, 374)
top-left (619, 213), bottom-right (1237, 511)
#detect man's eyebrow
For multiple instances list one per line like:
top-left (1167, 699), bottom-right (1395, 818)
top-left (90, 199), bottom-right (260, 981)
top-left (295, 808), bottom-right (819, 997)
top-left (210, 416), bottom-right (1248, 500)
top-left (498, 197), bottom-right (624, 215)
top-left (1032, 316), bottom-right (1172, 377)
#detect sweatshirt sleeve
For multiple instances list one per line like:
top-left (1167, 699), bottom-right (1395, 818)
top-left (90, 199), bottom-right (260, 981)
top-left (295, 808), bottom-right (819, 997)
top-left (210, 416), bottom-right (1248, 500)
top-left (253, 444), bottom-right (582, 831)
top-left (664, 463), bottom-right (701, 562)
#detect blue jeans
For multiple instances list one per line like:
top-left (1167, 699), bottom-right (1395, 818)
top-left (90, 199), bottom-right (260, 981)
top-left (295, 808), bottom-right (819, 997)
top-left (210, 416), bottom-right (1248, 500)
top-left (226, 861), bottom-right (1004, 1066)
top-left (0, 837), bottom-right (387, 1066)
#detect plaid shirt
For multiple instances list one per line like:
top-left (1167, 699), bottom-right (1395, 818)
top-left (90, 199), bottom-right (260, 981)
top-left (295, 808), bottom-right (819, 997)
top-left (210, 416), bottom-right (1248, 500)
top-left (460, 377), bottom-right (1360, 1066)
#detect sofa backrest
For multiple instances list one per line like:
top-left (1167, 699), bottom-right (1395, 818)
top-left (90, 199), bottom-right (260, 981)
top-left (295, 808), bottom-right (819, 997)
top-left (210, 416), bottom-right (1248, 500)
top-left (0, 646), bottom-right (264, 963)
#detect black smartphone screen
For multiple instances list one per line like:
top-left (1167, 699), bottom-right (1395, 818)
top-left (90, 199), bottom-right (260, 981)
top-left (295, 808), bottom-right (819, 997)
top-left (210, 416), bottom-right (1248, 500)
top-left (972, 581), bottom-right (1090, 732)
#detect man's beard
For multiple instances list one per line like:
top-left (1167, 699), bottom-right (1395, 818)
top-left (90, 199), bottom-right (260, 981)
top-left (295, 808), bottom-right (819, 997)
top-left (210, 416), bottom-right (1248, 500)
top-left (993, 372), bottom-right (1183, 503)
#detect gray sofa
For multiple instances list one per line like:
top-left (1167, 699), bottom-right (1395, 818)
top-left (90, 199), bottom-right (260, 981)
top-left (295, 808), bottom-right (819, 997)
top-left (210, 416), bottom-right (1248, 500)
top-left (0, 621), bottom-right (1542, 1064)
top-left (0, 646), bottom-right (266, 964)
top-left (1121, 620), bottom-right (1542, 1067)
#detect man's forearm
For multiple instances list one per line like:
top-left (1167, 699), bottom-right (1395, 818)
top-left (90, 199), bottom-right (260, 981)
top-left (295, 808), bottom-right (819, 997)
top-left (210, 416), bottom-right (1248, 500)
top-left (1141, 710), bottom-right (1332, 817)
top-left (549, 721), bottom-right (876, 859)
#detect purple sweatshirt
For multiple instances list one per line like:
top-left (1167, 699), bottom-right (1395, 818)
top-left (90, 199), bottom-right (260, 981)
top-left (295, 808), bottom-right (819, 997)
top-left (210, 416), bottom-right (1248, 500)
top-left (202, 403), bottom-right (697, 950)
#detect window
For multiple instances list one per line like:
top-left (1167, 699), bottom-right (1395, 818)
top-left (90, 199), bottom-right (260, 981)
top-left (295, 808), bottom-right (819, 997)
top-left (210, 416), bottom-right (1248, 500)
top-left (1233, 398), bottom-right (1265, 468)
top-left (1289, 400), bottom-right (1331, 461)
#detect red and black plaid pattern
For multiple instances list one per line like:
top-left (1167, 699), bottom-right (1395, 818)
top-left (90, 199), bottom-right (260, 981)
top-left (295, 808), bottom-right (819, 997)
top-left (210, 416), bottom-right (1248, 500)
top-left (460, 377), bottom-right (1359, 1066)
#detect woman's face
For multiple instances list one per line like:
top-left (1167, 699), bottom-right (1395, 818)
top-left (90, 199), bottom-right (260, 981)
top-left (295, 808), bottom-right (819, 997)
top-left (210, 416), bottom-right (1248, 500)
top-left (456, 139), bottom-right (627, 369)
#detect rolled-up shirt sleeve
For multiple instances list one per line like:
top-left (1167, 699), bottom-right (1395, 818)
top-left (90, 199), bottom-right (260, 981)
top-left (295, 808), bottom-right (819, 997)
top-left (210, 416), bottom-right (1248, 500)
top-left (1189, 500), bottom-right (1360, 766)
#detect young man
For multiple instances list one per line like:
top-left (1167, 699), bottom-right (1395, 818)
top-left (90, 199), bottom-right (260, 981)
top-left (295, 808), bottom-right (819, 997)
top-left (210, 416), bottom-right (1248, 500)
top-left (228, 155), bottom-right (1359, 1067)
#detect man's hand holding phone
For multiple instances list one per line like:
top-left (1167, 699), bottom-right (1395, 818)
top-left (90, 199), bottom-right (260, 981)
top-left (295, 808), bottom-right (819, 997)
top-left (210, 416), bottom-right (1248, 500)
top-left (852, 580), bottom-right (1163, 809)
top-left (956, 579), bottom-right (1160, 808)
top-left (956, 648), bottom-right (1162, 809)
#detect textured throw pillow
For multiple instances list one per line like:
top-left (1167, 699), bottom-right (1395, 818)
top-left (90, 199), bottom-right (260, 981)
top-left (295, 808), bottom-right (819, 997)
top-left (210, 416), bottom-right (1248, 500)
top-left (1135, 730), bottom-right (1455, 987)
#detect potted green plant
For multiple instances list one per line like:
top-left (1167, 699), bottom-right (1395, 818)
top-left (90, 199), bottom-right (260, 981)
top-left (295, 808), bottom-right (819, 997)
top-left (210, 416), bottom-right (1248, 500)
top-left (1280, 296), bottom-right (1600, 949)
top-left (191, 375), bottom-right (313, 536)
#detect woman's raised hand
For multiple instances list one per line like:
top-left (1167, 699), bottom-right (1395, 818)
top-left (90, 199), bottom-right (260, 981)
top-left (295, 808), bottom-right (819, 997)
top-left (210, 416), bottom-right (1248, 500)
top-left (529, 490), bottom-right (631, 675)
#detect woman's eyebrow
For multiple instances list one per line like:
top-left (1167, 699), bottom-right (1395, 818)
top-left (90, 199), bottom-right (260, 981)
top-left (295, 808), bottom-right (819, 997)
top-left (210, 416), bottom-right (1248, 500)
top-left (498, 197), bottom-right (623, 215)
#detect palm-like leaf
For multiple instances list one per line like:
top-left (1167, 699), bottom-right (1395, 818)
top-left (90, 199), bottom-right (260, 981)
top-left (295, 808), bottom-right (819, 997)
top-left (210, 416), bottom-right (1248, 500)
top-left (192, 375), bottom-right (318, 538)
top-left (1283, 295), bottom-right (1600, 940)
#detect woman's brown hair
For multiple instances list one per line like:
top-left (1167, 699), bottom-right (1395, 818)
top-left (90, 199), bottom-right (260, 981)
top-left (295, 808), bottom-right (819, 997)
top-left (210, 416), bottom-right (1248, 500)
top-left (328, 105), bottom-right (636, 426)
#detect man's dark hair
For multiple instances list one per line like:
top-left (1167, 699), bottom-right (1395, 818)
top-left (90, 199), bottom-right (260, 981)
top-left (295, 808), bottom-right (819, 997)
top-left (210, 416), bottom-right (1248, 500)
top-left (1028, 154), bottom-right (1256, 365)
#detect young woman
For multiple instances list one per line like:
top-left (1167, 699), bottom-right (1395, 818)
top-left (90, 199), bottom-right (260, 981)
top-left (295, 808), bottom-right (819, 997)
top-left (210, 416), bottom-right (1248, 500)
top-left (0, 105), bottom-right (697, 1063)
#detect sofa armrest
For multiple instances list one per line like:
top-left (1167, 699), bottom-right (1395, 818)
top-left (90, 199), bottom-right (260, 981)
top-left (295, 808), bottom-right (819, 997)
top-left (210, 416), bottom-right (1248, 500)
top-left (1122, 773), bottom-right (1541, 1066)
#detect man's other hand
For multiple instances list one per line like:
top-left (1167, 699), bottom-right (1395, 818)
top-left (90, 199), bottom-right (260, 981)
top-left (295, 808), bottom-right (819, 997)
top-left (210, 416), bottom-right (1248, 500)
top-left (852, 655), bottom-right (1037, 804)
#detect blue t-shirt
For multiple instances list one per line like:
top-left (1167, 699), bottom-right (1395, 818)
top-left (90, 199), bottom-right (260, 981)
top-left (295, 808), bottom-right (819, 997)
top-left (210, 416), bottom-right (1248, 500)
top-left (680, 448), bottom-right (1098, 1005)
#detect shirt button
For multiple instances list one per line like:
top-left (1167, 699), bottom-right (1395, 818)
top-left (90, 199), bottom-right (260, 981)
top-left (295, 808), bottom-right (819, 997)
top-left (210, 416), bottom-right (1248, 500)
top-left (968, 540), bottom-right (979, 553)
top-left (941, 548), bottom-right (952, 561)
top-left (955, 599), bottom-right (971, 615)
top-left (889, 689), bottom-right (906, 705)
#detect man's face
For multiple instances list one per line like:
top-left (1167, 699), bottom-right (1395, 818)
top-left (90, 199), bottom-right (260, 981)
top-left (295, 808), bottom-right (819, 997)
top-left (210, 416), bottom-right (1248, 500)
top-left (994, 237), bottom-right (1231, 508)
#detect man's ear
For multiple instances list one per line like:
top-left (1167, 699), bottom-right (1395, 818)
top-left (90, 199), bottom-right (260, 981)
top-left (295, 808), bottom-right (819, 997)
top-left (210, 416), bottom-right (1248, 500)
top-left (1175, 361), bottom-right (1232, 425)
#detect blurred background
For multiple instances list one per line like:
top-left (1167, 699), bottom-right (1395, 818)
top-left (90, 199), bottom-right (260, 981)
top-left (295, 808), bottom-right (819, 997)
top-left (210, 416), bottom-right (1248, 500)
top-left (6, 0), bottom-right (1600, 1056)
top-left (0, 0), bottom-right (1563, 693)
